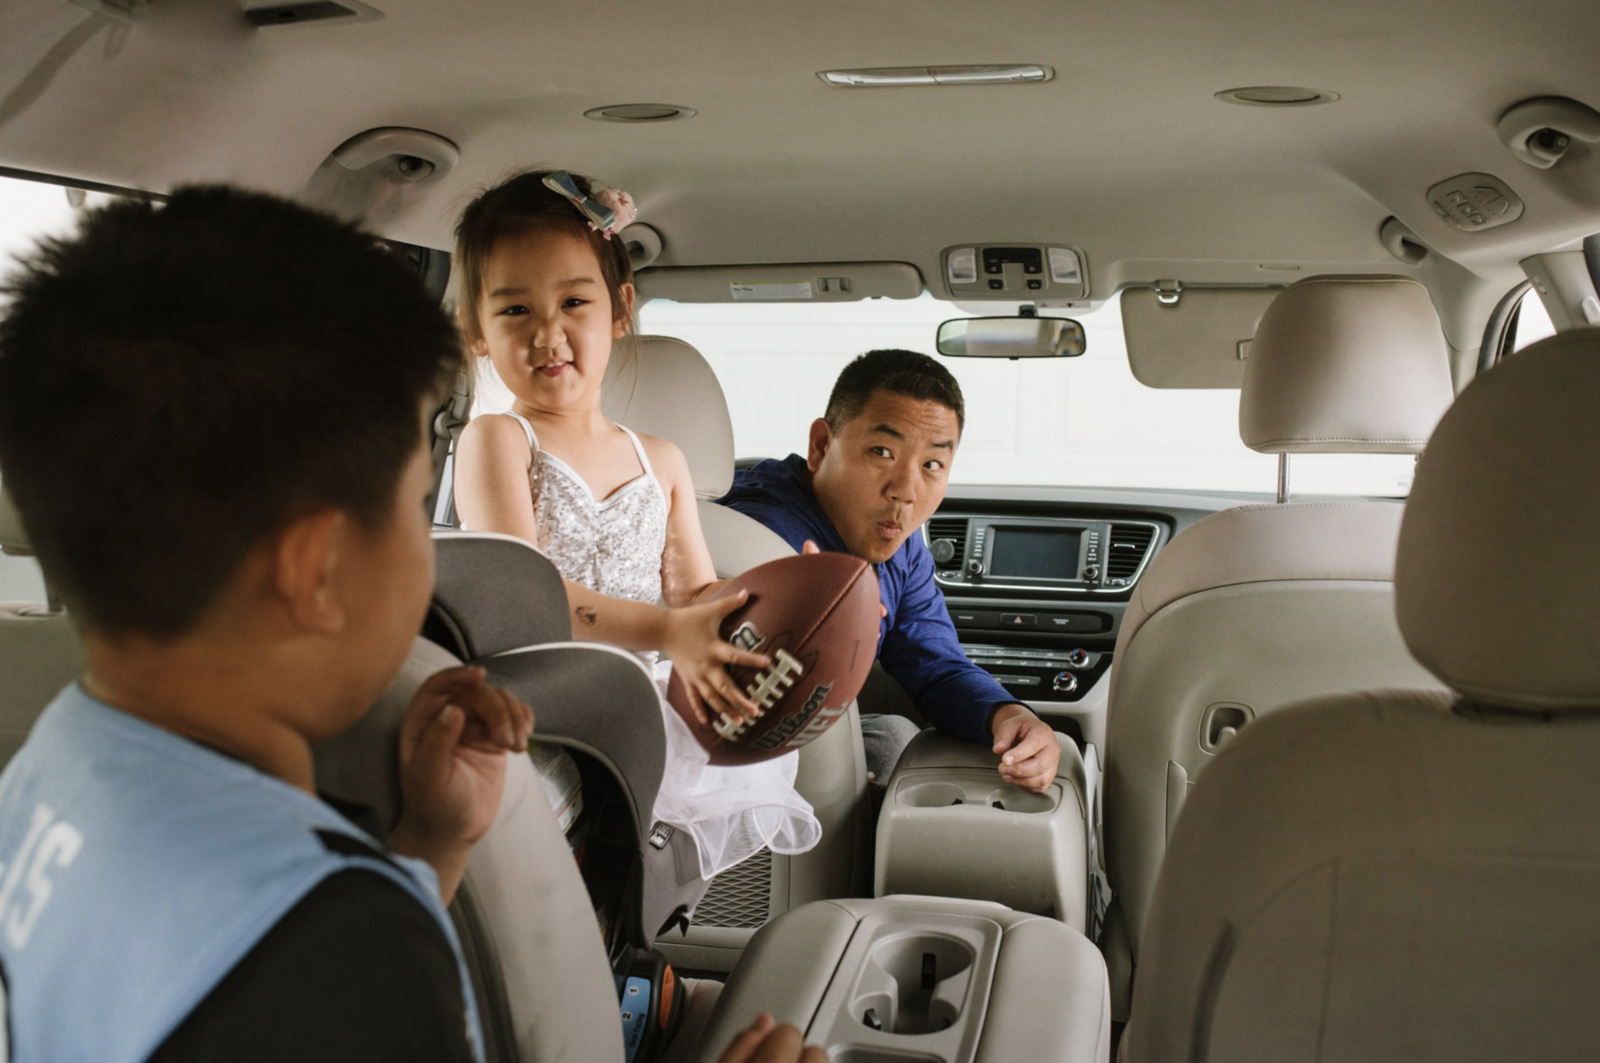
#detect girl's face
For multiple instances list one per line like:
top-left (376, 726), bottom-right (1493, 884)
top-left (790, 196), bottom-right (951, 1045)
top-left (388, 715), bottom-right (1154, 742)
top-left (471, 226), bottom-right (633, 414)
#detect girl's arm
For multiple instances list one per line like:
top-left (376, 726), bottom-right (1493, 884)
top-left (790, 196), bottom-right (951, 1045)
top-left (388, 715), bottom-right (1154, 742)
top-left (648, 435), bottom-right (723, 608)
top-left (455, 418), bottom-right (766, 721)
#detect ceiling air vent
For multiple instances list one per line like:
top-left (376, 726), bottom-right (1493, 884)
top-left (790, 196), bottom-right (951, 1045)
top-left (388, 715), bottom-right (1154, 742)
top-left (246, 1), bottom-right (383, 26)
top-left (926, 517), bottom-right (969, 569)
top-left (1106, 523), bottom-right (1158, 584)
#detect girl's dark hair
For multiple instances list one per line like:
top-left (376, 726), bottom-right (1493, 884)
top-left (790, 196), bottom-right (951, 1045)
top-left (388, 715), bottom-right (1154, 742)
top-left (454, 169), bottom-right (635, 342)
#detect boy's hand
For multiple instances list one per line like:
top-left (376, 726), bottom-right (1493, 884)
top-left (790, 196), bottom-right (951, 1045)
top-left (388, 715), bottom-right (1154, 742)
top-left (716, 1014), bottom-right (826, 1063)
top-left (990, 704), bottom-right (1060, 793)
top-left (662, 590), bottom-right (771, 726)
top-left (390, 666), bottom-right (534, 900)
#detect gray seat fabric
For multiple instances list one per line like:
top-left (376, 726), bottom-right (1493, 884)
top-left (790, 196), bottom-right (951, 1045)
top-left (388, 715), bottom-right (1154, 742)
top-left (604, 335), bottom-right (872, 971)
top-left (0, 484), bottom-right (84, 767)
top-left (1120, 329), bottom-right (1600, 1063)
top-left (316, 636), bottom-right (625, 1063)
top-left (317, 532), bottom-right (706, 1062)
top-left (1102, 276), bottom-right (1454, 1009)
top-left (425, 531), bottom-right (713, 942)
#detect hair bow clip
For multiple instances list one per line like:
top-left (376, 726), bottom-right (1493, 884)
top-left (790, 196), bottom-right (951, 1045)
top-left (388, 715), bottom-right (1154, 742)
top-left (543, 170), bottom-right (621, 237)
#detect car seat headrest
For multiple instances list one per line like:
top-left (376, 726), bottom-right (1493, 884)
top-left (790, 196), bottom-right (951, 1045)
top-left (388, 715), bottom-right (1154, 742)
top-left (1240, 275), bottom-right (1456, 454)
top-left (1396, 330), bottom-right (1600, 711)
top-left (429, 531), bottom-right (571, 657)
top-left (601, 335), bottom-right (736, 499)
top-left (0, 485), bottom-right (34, 558)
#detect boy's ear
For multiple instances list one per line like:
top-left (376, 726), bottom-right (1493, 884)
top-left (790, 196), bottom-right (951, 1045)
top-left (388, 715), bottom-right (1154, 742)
top-left (806, 418), bottom-right (834, 473)
top-left (271, 509), bottom-right (348, 635)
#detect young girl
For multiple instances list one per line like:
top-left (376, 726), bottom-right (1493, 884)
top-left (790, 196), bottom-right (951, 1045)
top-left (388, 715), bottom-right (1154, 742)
top-left (451, 169), bottom-right (819, 878)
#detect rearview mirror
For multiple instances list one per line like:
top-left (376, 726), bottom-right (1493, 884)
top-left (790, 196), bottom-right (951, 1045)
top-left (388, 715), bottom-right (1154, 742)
top-left (936, 316), bottom-right (1087, 359)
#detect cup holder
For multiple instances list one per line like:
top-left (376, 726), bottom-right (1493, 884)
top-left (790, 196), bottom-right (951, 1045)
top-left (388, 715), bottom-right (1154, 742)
top-left (984, 786), bottom-right (1056, 814)
top-left (898, 781), bottom-right (970, 808)
top-left (852, 934), bottom-right (975, 1035)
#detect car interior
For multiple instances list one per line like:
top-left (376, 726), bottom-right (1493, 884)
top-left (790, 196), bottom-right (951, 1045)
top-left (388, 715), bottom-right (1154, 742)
top-left (2, 1), bottom-right (1600, 1060)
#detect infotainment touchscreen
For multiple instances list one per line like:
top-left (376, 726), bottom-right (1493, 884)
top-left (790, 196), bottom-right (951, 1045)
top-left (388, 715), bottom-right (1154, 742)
top-left (988, 526), bottom-right (1082, 581)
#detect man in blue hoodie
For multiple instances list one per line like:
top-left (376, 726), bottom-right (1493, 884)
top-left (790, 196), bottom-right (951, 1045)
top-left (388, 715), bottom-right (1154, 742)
top-left (719, 349), bottom-right (1060, 792)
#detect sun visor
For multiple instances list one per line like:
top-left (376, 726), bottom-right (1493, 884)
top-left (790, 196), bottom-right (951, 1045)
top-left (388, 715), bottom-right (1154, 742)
top-left (1121, 286), bottom-right (1281, 389)
top-left (636, 262), bottom-right (923, 303)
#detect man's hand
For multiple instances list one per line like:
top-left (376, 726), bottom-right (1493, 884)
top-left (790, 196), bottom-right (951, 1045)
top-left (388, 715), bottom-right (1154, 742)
top-left (390, 666), bottom-right (534, 901)
top-left (990, 703), bottom-right (1060, 793)
top-left (717, 1013), bottom-right (827, 1063)
top-left (661, 590), bottom-right (771, 725)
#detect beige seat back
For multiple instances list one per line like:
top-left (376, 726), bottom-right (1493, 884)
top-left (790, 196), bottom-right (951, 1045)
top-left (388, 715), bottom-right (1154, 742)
top-left (1103, 276), bottom-right (1453, 990)
top-left (318, 533), bottom-right (696, 1062)
top-left (0, 486), bottom-right (85, 767)
top-left (317, 636), bottom-right (625, 1063)
top-left (1122, 330), bottom-right (1600, 1062)
top-left (604, 335), bottom-right (871, 971)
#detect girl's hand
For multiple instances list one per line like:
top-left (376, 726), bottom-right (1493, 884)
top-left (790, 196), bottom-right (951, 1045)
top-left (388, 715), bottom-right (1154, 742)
top-left (390, 666), bottom-right (535, 900)
top-left (662, 589), bottom-right (772, 725)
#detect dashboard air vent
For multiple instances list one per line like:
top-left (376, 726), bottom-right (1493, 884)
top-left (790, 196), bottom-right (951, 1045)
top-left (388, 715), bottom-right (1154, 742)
top-left (926, 517), bottom-right (969, 569)
top-left (1106, 523), bottom-right (1157, 582)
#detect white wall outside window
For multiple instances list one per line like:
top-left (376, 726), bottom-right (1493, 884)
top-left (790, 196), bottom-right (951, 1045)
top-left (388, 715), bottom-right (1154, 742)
top-left (640, 295), bottom-right (1419, 497)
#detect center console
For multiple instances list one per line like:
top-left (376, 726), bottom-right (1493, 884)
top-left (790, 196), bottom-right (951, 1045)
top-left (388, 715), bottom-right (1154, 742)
top-left (692, 896), bottom-right (1110, 1063)
top-left (874, 730), bottom-right (1090, 931)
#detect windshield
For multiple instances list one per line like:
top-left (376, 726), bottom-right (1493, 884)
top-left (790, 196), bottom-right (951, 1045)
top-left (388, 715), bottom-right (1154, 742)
top-left (638, 294), bottom-right (1420, 497)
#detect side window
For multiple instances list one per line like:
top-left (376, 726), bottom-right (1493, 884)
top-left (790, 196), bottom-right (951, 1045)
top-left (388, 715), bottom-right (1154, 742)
top-left (1509, 287), bottom-right (1557, 354)
top-left (0, 174), bottom-right (105, 601)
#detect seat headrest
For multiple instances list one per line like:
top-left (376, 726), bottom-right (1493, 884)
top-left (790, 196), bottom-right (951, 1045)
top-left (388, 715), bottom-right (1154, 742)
top-left (0, 486), bottom-right (33, 558)
top-left (1396, 331), bottom-right (1600, 711)
top-left (1239, 275), bottom-right (1455, 454)
top-left (601, 335), bottom-right (735, 499)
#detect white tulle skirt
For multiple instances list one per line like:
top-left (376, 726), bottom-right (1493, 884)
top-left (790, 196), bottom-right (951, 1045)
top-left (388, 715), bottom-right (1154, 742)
top-left (648, 661), bottom-right (821, 880)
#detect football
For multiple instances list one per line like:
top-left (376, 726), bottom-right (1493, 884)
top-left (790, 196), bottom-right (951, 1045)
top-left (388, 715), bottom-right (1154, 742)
top-left (667, 552), bottom-right (881, 766)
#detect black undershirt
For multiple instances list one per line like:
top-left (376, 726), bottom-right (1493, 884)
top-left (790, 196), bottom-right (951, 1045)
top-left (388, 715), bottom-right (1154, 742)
top-left (149, 870), bottom-right (475, 1062)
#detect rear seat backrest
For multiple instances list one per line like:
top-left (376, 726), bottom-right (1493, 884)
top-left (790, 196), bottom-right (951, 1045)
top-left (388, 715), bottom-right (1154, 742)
top-left (602, 334), bottom-right (794, 576)
top-left (1121, 329), bottom-right (1600, 1063)
top-left (1103, 275), bottom-right (1455, 1006)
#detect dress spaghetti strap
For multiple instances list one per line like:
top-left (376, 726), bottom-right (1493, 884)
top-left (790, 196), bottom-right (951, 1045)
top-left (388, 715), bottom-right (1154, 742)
top-left (616, 424), bottom-right (669, 510)
top-left (501, 409), bottom-right (539, 449)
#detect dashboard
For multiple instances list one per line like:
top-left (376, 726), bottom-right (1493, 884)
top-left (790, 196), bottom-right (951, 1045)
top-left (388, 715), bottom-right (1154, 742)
top-left (921, 484), bottom-right (1253, 748)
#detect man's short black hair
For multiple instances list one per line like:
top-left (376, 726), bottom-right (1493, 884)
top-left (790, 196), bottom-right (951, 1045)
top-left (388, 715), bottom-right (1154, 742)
top-left (0, 185), bottom-right (462, 638)
top-left (823, 349), bottom-right (965, 435)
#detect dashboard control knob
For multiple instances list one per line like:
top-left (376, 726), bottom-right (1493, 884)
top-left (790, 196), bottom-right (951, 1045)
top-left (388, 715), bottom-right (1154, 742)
top-left (1082, 565), bottom-right (1100, 582)
top-left (966, 558), bottom-right (985, 578)
top-left (931, 538), bottom-right (957, 565)
top-left (1065, 648), bottom-right (1091, 669)
top-left (1052, 671), bottom-right (1079, 694)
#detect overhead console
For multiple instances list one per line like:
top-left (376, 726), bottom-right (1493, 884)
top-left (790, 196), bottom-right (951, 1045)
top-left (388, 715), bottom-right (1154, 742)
top-left (941, 243), bottom-right (1088, 301)
top-left (636, 261), bottom-right (923, 303)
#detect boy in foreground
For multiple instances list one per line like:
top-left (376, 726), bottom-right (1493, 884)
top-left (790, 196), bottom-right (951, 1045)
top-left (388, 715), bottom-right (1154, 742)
top-left (0, 187), bottom-right (818, 1063)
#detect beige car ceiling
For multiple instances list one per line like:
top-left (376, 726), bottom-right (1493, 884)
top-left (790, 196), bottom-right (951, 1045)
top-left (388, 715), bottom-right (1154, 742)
top-left (2, 0), bottom-right (1600, 344)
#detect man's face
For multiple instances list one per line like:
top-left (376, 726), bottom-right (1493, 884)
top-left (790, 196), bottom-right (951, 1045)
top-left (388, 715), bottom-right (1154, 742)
top-left (808, 389), bottom-right (960, 564)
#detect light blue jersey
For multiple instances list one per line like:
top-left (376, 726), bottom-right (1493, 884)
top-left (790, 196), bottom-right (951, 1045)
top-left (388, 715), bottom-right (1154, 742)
top-left (0, 685), bottom-right (484, 1063)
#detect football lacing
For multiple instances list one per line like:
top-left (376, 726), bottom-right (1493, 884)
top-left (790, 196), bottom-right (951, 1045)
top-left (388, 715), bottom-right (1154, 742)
top-left (713, 649), bottom-right (804, 742)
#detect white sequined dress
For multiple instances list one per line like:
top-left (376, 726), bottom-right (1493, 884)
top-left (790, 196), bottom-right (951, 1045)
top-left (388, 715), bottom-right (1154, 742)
top-left (498, 410), bottom-right (820, 879)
